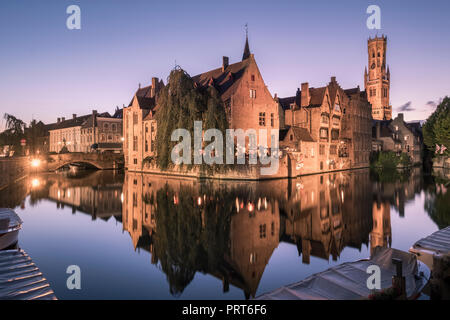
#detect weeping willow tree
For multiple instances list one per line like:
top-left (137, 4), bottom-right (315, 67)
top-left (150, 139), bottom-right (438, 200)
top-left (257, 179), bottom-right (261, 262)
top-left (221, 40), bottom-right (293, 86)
top-left (156, 67), bottom-right (229, 173)
top-left (152, 183), bottom-right (233, 296)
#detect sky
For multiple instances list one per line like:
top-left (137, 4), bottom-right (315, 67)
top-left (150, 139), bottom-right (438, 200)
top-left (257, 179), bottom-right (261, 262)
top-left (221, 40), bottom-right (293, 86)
top-left (1, 0), bottom-right (449, 130)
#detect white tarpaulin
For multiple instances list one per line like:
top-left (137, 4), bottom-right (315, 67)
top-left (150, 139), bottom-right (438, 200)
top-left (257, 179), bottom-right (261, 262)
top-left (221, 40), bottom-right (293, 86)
top-left (255, 247), bottom-right (430, 300)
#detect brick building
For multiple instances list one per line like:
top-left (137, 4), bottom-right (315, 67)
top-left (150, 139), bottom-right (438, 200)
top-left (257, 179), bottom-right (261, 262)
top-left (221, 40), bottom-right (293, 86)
top-left (278, 77), bottom-right (372, 175)
top-left (372, 113), bottom-right (423, 164)
top-left (80, 110), bottom-right (123, 153)
top-left (123, 36), bottom-right (281, 172)
top-left (364, 35), bottom-right (392, 120)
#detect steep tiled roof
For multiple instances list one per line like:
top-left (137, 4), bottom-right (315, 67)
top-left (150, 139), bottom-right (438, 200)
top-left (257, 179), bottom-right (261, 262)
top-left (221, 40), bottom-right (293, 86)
top-left (292, 126), bottom-right (314, 142)
top-left (80, 112), bottom-right (111, 129)
top-left (282, 126), bottom-right (315, 142)
top-left (278, 96), bottom-right (296, 111)
top-left (128, 85), bottom-right (157, 109)
top-left (192, 58), bottom-right (251, 101)
top-left (49, 114), bottom-right (92, 131)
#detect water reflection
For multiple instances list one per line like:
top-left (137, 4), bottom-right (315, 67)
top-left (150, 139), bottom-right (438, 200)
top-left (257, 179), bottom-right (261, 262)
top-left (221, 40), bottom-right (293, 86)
top-left (120, 169), bottom-right (420, 298)
top-left (0, 167), bottom-right (448, 299)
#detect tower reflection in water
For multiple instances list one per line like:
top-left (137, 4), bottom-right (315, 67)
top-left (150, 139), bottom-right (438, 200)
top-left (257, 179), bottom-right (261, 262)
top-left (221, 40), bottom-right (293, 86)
top-left (121, 169), bottom-right (392, 299)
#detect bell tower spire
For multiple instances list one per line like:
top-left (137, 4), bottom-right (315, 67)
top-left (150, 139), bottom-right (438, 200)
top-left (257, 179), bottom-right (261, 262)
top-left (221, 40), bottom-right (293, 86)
top-left (242, 23), bottom-right (251, 60)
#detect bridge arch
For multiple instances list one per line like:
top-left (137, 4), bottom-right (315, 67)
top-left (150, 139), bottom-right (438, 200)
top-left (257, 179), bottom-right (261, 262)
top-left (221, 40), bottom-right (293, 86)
top-left (51, 160), bottom-right (103, 171)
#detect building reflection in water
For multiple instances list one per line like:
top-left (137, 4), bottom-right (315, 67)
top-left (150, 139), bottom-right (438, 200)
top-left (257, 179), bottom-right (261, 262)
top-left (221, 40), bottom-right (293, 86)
top-left (0, 166), bottom-right (443, 299)
top-left (121, 169), bottom-right (401, 299)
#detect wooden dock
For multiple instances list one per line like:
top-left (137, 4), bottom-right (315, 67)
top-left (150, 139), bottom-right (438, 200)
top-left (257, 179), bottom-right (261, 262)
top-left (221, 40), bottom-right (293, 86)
top-left (0, 249), bottom-right (57, 300)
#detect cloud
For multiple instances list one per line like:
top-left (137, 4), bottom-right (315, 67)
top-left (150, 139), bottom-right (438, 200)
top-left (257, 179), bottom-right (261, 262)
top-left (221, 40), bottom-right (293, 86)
top-left (398, 101), bottom-right (414, 112)
top-left (426, 100), bottom-right (437, 107)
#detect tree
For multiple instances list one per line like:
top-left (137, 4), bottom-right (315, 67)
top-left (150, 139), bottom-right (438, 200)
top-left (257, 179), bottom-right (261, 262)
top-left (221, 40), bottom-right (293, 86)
top-left (156, 67), bottom-right (229, 171)
top-left (2, 113), bottom-right (26, 155)
top-left (423, 97), bottom-right (450, 156)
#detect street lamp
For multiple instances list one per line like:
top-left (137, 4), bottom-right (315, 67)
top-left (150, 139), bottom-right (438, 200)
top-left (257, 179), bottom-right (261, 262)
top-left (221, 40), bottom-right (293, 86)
top-left (31, 158), bottom-right (41, 168)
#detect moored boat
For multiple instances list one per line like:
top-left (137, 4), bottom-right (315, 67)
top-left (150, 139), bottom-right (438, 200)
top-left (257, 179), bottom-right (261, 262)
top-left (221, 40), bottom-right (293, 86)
top-left (409, 226), bottom-right (450, 270)
top-left (254, 247), bottom-right (430, 300)
top-left (0, 208), bottom-right (22, 250)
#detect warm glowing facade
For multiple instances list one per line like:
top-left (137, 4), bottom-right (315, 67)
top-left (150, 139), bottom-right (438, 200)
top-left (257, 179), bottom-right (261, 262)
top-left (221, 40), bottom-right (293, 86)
top-left (364, 35), bottom-right (392, 120)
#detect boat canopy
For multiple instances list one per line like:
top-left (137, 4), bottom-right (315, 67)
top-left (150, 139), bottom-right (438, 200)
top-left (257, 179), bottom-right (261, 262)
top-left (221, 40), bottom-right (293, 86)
top-left (0, 208), bottom-right (22, 233)
top-left (412, 226), bottom-right (450, 254)
top-left (255, 247), bottom-right (429, 300)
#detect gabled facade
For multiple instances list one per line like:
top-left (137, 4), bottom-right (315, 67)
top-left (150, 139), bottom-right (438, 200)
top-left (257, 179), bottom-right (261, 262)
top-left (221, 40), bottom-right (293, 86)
top-left (279, 77), bottom-right (370, 175)
top-left (124, 36), bottom-right (280, 172)
top-left (372, 113), bottom-right (423, 164)
top-left (123, 77), bottom-right (164, 171)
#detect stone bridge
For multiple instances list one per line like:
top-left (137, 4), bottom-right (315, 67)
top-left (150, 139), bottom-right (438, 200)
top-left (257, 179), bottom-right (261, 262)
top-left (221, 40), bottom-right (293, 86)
top-left (46, 153), bottom-right (124, 171)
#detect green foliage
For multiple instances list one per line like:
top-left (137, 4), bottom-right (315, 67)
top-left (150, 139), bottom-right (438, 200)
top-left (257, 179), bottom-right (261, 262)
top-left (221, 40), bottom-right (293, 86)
top-left (155, 67), bottom-right (229, 172)
top-left (152, 183), bottom-right (233, 295)
top-left (423, 96), bottom-right (450, 156)
top-left (371, 151), bottom-right (412, 170)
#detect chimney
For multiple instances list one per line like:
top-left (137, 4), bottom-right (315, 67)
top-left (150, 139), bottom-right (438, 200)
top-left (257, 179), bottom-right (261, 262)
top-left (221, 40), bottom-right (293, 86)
top-left (398, 113), bottom-right (404, 122)
top-left (222, 56), bottom-right (229, 72)
top-left (72, 114), bottom-right (77, 119)
top-left (92, 110), bottom-right (97, 115)
top-left (61, 117), bottom-right (65, 122)
top-left (151, 77), bottom-right (158, 97)
top-left (301, 83), bottom-right (310, 107)
top-left (331, 76), bottom-right (336, 83)
top-left (57, 118), bottom-right (61, 123)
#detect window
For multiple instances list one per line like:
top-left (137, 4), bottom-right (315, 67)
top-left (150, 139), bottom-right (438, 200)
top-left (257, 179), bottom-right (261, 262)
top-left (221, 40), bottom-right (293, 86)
top-left (133, 158), bottom-right (137, 165)
top-left (259, 224), bottom-right (266, 239)
top-left (290, 134), bottom-right (293, 141)
top-left (104, 123), bottom-right (109, 131)
top-left (331, 129), bottom-right (339, 141)
top-left (250, 89), bottom-right (256, 99)
top-left (311, 147), bottom-right (315, 157)
top-left (321, 115), bottom-right (329, 124)
top-left (270, 113), bottom-right (274, 127)
top-left (330, 145), bottom-right (337, 155)
top-left (251, 74), bottom-right (255, 81)
top-left (133, 113), bottom-right (138, 125)
top-left (145, 140), bottom-right (148, 152)
top-left (332, 116), bottom-right (340, 126)
top-left (108, 135), bottom-right (112, 141)
top-left (112, 124), bottom-right (116, 132)
top-left (133, 136), bottom-right (138, 151)
top-left (320, 128), bottom-right (328, 139)
top-left (319, 144), bottom-right (325, 155)
top-left (259, 112), bottom-right (266, 126)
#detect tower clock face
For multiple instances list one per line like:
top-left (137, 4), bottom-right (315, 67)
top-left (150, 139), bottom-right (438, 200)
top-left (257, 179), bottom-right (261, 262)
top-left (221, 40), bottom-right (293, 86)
top-left (371, 63), bottom-right (376, 69)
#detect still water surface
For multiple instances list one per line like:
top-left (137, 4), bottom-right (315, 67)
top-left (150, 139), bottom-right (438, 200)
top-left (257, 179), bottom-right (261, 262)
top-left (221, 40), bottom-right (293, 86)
top-left (0, 168), bottom-right (448, 299)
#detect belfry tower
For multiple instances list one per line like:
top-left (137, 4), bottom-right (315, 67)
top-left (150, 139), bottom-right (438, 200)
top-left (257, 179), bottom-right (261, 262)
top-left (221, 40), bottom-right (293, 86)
top-left (364, 35), bottom-right (391, 120)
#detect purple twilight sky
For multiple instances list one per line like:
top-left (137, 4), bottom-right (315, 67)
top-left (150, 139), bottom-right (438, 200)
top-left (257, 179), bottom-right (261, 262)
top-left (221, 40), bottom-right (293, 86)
top-left (1, 0), bottom-right (449, 130)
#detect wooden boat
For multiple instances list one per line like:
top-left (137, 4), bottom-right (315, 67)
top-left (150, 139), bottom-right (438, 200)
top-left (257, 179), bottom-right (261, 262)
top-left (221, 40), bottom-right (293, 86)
top-left (255, 247), bottom-right (430, 300)
top-left (0, 208), bottom-right (22, 250)
top-left (409, 226), bottom-right (450, 270)
top-left (0, 249), bottom-right (57, 300)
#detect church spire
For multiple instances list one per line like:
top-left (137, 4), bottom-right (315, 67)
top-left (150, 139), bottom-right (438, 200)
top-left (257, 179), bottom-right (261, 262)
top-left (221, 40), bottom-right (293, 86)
top-left (242, 23), bottom-right (250, 60)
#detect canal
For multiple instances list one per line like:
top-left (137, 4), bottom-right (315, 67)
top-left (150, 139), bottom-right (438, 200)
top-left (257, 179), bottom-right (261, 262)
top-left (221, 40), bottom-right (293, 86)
top-left (0, 168), bottom-right (448, 299)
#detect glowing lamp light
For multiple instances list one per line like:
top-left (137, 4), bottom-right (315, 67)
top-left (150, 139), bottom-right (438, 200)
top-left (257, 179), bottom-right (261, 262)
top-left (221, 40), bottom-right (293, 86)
top-left (197, 197), bottom-right (202, 206)
top-left (31, 178), bottom-right (40, 188)
top-left (121, 137), bottom-right (125, 141)
top-left (31, 159), bottom-right (41, 168)
top-left (120, 193), bottom-right (124, 203)
top-left (247, 202), bottom-right (254, 212)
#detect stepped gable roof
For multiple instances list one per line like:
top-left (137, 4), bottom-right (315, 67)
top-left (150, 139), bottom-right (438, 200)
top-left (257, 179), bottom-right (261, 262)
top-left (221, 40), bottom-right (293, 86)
top-left (191, 58), bottom-right (251, 101)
